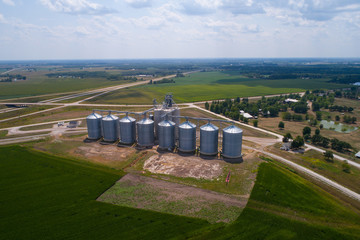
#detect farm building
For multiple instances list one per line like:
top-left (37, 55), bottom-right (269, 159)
top-left (284, 98), bottom-right (298, 103)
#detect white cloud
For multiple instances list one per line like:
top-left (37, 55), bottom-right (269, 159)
top-left (2, 0), bottom-right (15, 6)
top-left (131, 16), bottom-right (167, 29)
top-left (40, 0), bottom-right (115, 15)
top-left (180, 0), bottom-right (223, 15)
top-left (153, 3), bottom-right (183, 23)
top-left (125, 0), bottom-right (152, 9)
top-left (204, 19), bottom-right (261, 37)
top-left (0, 13), bottom-right (5, 23)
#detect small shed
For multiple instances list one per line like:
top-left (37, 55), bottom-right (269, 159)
top-left (355, 151), bottom-right (360, 158)
top-left (67, 121), bottom-right (78, 128)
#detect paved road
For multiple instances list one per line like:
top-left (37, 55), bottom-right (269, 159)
top-left (243, 145), bottom-right (360, 202)
top-left (0, 105), bottom-right (66, 123)
top-left (0, 134), bottom-right (50, 145)
top-left (0, 67), bottom-right (23, 75)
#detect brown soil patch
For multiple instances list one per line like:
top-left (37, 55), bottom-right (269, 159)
top-left (144, 153), bottom-right (223, 179)
top-left (72, 142), bottom-right (136, 164)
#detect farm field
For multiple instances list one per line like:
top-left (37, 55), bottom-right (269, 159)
top-left (196, 162), bottom-right (360, 239)
top-left (0, 146), bottom-right (209, 240)
top-left (0, 68), bottom-right (131, 100)
top-left (1, 146), bottom-right (359, 239)
top-left (86, 71), bottom-right (348, 104)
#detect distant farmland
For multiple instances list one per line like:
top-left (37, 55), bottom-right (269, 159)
top-left (87, 71), bottom-right (348, 104)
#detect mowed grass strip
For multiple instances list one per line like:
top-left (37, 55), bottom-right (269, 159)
top-left (0, 146), bottom-right (209, 240)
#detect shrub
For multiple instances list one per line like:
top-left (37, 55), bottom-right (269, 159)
top-left (323, 150), bottom-right (334, 162)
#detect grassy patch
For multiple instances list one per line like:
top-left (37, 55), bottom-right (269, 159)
top-left (0, 106), bottom-right (55, 120)
top-left (20, 123), bottom-right (55, 131)
top-left (98, 175), bottom-right (244, 223)
top-left (0, 130), bottom-right (7, 138)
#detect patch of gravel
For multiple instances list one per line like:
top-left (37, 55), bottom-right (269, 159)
top-left (143, 153), bottom-right (222, 179)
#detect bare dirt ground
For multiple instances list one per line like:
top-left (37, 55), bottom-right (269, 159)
top-left (72, 142), bottom-right (136, 165)
top-left (98, 173), bottom-right (248, 223)
top-left (143, 153), bottom-right (223, 179)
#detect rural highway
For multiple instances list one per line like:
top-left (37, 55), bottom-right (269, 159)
top-left (243, 145), bottom-right (360, 202)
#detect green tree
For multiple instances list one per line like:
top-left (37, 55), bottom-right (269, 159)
top-left (283, 132), bottom-right (293, 142)
top-left (278, 121), bottom-right (285, 129)
top-left (315, 129), bottom-right (320, 135)
top-left (316, 111), bottom-right (322, 121)
top-left (253, 120), bottom-right (258, 127)
top-left (335, 115), bottom-right (340, 121)
top-left (291, 136), bottom-right (305, 149)
top-left (323, 150), bottom-right (334, 162)
top-left (205, 102), bottom-right (209, 110)
top-left (302, 126), bottom-right (311, 136)
top-left (312, 102), bottom-right (320, 111)
top-left (282, 112), bottom-right (292, 121)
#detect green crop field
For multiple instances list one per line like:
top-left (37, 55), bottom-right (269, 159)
top-left (0, 70), bottom-right (130, 100)
top-left (196, 162), bottom-right (360, 239)
top-left (0, 146), bottom-right (209, 240)
top-left (1, 146), bottom-right (360, 239)
top-left (87, 71), bottom-right (348, 104)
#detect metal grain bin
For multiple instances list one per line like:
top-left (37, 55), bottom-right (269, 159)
top-left (172, 108), bottom-right (180, 139)
top-left (137, 117), bottom-right (154, 147)
top-left (86, 112), bottom-right (102, 140)
top-left (200, 122), bottom-right (219, 155)
top-left (222, 125), bottom-right (243, 158)
top-left (101, 113), bottom-right (119, 142)
top-left (119, 114), bottom-right (136, 144)
top-left (154, 109), bottom-right (163, 139)
top-left (178, 120), bottom-right (196, 152)
top-left (158, 119), bottom-right (175, 150)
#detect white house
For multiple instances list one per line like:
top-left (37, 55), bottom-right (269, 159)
top-left (285, 98), bottom-right (299, 103)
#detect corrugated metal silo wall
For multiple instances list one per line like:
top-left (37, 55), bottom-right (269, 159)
top-left (137, 119), bottom-right (154, 146)
top-left (178, 122), bottom-right (196, 152)
top-left (158, 121), bottom-right (175, 149)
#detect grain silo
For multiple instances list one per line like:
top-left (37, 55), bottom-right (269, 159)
top-left (153, 94), bottom-right (179, 139)
top-left (158, 119), bottom-right (175, 150)
top-left (119, 114), bottom-right (136, 144)
top-left (222, 125), bottom-right (243, 158)
top-left (178, 120), bottom-right (196, 152)
top-left (86, 112), bottom-right (102, 140)
top-left (200, 122), bottom-right (219, 155)
top-left (101, 112), bottom-right (119, 142)
top-left (137, 116), bottom-right (154, 147)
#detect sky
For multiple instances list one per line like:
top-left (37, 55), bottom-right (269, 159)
top-left (0, 0), bottom-right (360, 60)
